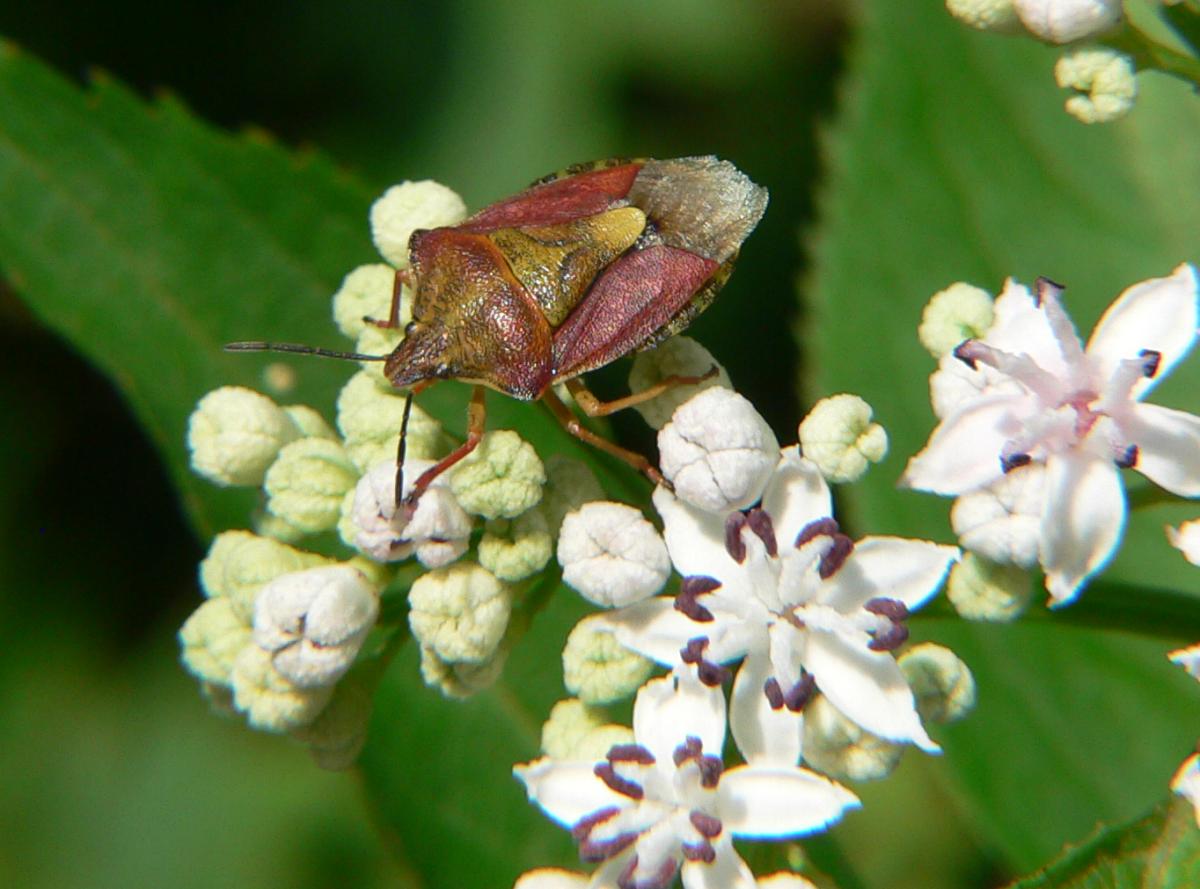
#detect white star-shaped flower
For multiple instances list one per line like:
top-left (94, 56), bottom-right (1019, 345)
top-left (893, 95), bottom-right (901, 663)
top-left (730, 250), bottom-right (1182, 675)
top-left (903, 265), bottom-right (1200, 606)
top-left (515, 669), bottom-right (858, 889)
top-left (601, 448), bottom-right (956, 763)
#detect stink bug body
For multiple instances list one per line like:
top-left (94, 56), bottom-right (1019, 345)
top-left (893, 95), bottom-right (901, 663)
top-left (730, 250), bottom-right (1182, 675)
top-left (231, 156), bottom-right (767, 508)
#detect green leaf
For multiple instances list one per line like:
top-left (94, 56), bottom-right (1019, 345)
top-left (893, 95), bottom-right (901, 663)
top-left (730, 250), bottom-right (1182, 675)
top-left (805, 1), bottom-right (1200, 874)
top-left (1008, 800), bottom-right (1200, 888)
top-left (0, 42), bottom-right (641, 886)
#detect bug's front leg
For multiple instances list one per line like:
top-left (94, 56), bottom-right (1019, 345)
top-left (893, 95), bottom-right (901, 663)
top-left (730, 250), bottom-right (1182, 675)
top-left (563, 369), bottom-right (718, 418)
top-left (365, 268), bottom-right (415, 330)
top-left (399, 385), bottom-right (487, 520)
top-left (542, 387), bottom-right (669, 490)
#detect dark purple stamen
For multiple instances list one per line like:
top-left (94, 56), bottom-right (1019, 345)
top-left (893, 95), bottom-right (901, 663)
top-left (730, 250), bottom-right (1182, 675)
top-left (582, 830), bottom-right (638, 864)
top-left (682, 576), bottom-right (722, 596)
top-left (819, 534), bottom-right (854, 579)
top-left (1116, 444), bottom-right (1139, 469)
top-left (1000, 452), bottom-right (1031, 474)
top-left (783, 673), bottom-right (817, 712)
top-left (864, 597), bottom-right (909, 621)
top-left (764, 677), bottom-right (784, 710)
top-left (607, 744), bottom-right (655, 765)
top-left (865, 597), bottom-right (910, 652)
top-left (673, 736), bottom-right (703, 766)
top-left (572, 806), bottom-right (620, 842)
top-left (679, 637), bottom-right (730, 687)
top-left (869, 623), bottom-right (910, 652)
top-left (594, 762), bottom-right (644, 800)
top-left (795, 517), bottom-right (840, 548)
top-left (675, 576), bottom-right (720, 623)
top-left (682, 841), bottom-right (716, 863)
top-left (724, 512), bottom-right (748, 563)
top-left (953, 340), bottom-right (980, 369)
top-left (1140, 349), bottom-right (1162, 378)
top-left (689, 811), bottom-right (723, 838)
top-left (618, 854), bottom-right (678, 889)
top-left (746, 508), bottom-right (778, 557)
top-left (673, 736), bottom-right (723, 787)
top-left (1034, 276), bottom-right (1065, 307)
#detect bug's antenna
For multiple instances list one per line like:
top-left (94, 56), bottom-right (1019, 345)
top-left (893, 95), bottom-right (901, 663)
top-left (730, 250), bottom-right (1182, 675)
top-left (395, 390), bottom-right (415, 509)
top-left (225, 341), bottom-right (389, 362)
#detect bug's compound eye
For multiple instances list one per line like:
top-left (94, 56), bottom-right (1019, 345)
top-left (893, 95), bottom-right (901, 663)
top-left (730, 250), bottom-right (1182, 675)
top-left (405, 321), bottom-right (418, 337)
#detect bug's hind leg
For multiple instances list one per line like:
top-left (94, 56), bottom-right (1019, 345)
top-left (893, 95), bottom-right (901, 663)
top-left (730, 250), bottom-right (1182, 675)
top-left (399, 385), bottom-right (486, 519)
top-left (563, 369), bottom-right (717, 418)
top-left (542, 387), bottom-right (669, 490)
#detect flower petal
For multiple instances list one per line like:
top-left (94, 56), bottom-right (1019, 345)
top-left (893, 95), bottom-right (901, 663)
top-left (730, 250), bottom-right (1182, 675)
top-left (653, 486), bottom-right (740, 581)
top-left (633, 672), bottom-right (726, 766)
top-left (681, 838), bottom-right (756, 889)
top-left (730, 650), bottom-right (802, 766)
top-left (514, 868), bottom-right (591, 889)
top-left (1039, 452), bottom-right (1125, 607)
top-left (760, 447), bottom-right (832, 544)
top-left (988, 278), bottom-right (1071, 378)
top-left (819, 537), bottom-right (957, 613)
top-left (1123, 403), bottom-right (1200, 497)
top-left (806, 632), bottom-right (938, 751)
top-left (1087, 264), bottom-right (1199, 401)
top-left (716, 763), bottom-right (859, 838)
top-left (901, 394), bottom-right (1026, 494)
top-left (600, 596), bottom-right (711, 666)
top-left (514, 759), bottom-right (628, 827)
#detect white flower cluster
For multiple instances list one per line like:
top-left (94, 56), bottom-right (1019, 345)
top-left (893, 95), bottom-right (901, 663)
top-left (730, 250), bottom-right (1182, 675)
top-left (944, 0), bottom-right (1138, 124)
top-left (517, 387), bottom-right (969, 887)
top-left (904, 264), bottom-right (1200, 608)
top-left (181, 179), bottom-right (600, 764)
top-left (1169, 535), bottom-right (1200, 826)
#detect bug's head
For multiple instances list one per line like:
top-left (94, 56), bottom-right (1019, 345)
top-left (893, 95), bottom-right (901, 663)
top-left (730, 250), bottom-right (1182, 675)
top-left (383, 320), bottom-right (458, 389)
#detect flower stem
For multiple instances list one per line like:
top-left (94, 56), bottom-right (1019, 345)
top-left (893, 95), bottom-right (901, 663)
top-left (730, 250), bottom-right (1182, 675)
top-left (1104, 21), bottom-right (1200, 86)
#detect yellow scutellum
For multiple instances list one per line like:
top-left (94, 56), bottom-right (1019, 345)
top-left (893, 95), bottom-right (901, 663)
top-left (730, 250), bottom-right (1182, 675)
top-left (263, 437), bottom-right (359, 534)
top-left (919, 282), bottom-right (995, 358)
top-left (449, 430), bottom-right (547, 519)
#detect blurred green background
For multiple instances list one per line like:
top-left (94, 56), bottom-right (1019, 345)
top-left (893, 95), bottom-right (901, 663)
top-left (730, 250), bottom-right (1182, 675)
top-left (2, 1), bottom-right (1199, 888)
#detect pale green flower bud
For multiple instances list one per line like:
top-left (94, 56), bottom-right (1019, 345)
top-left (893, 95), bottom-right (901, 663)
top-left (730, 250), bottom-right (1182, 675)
top-left (1167, 519), bottom-right (1200, 566)
top-left (570, 724), bottom-right (637, 762)
top-left (253, 565), bottom-right (379, 688)
top-left (409, 562), bottom-right (511, 663)
top-left (336, 370), bottom-right (444, 472)
top-left (478, 511), bottom-right (553, 582)
top-left (291, 675), bottom-right (373, 770)
top-left (354, 322), bottom-right (405, 387)
top-left (802, 695), bottom-right (904, 783)
top-left (282, 404), bottom-right (336, 440)
top-left (187, 386), bottom-right (300, 486)
top-left (179, 597), bottom-right (252, 686)
top-left (899, 643), bottom-right (976, 724)
top-left (945, 0), bottom-right (1023, 32)
top-left (515, 870), bottom-right (589, 889)
top-left (1055, 47), bottom-right (1137, 123)
top-left (558, 502), bottom-right (670, 607)
top-left (331, 263), bottom-right (405, 340)
top-left (539, 455), bottom-right (605, 535)
top-left (450, 430), bottom-right (546, 519)
top-left (758, 875), bottom-right (819, 889)
top-left (230, 645), bottom-right (333, 732)
top-left (946, 552), bottom-right (1034, 621)
top-left (540, 698), bottom-right (606, 759)
top-left (1015, 0), bottom-right (1122, 43)
top-left (627, 336), bottom-right (732, 429)
top-left (370, 180), bottom-right (468, 268)
top-left (419, 644), bottom-right (508, 699)
top-left (252, 510), bottom-right (306, 544)
top-left (263, 438), bottom-right (359, 534)
top-left (659, 388), bottom-right (779, 513)
top-left (918, 282), bottom-right (995, 358)
top-left (797, 394), bottom-right (888, 484)
top-left (198, 531), bottom-right (331, 623)
top-left (562, 616), bottom-right (654, 705)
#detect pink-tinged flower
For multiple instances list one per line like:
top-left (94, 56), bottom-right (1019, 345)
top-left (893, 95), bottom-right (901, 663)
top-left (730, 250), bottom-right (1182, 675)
top-left (602, 449), bottom-right (956, 763)
top-left (514, 670), bottom-right (857, 889)
top-left (903, 265), bottom-right (1200, 606)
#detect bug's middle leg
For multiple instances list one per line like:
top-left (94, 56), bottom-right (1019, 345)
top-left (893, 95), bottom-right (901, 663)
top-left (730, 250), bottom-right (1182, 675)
top-left (542, 387), bottom-right (668, 489)
top-left (399, 385), bottom-right (487, 519)
top-left (563, 369), bottom-right (718, 418)
top-left (365, 268), bottom-right (415, 330)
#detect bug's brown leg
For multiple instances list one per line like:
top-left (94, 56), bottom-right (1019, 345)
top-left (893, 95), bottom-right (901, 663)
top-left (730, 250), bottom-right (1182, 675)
top-left (364, 268), bottom-right (415, 330)
top-left (542, 387), bottom-right (668, 489)
top-left (564, 368), bottom-right (719, 418)
top-left (401, 385), bottom-right (487, 519)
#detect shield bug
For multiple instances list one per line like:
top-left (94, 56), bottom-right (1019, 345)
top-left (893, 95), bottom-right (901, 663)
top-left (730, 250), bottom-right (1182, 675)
top-left (230, 156), bottom-right (767, 511)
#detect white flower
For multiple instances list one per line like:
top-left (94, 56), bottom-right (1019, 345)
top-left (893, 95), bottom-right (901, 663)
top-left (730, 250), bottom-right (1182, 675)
top-left (659, 388), bottom-right (781, 513)
top-left (252, 565), bottom-right (378, 688)
top-left (950, 463), bottom-right (1046, 567)
top-left (370, 180), bottom-right (467, 268)
top-left (347, 459), bottom-right (472, 568)
top-left (1013, 0), bottom-right (1122, 43)
top-left (1171, 752), bottom-right (1200, 827)
top-left (1167, 520), bottom-right (1200, 566)
top-left (801, 695), bottom-right (903, 783)
top-left (903, 265), bottom-right (1200, 605)
top-left (1055, 48), bottom-right (1137, 124)
top-left (558, 502), bottom-right (672, 607)
top-left (515, 670), bottom-right (858, 889)
top-left (604, 448), bottom-right (956, 762)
